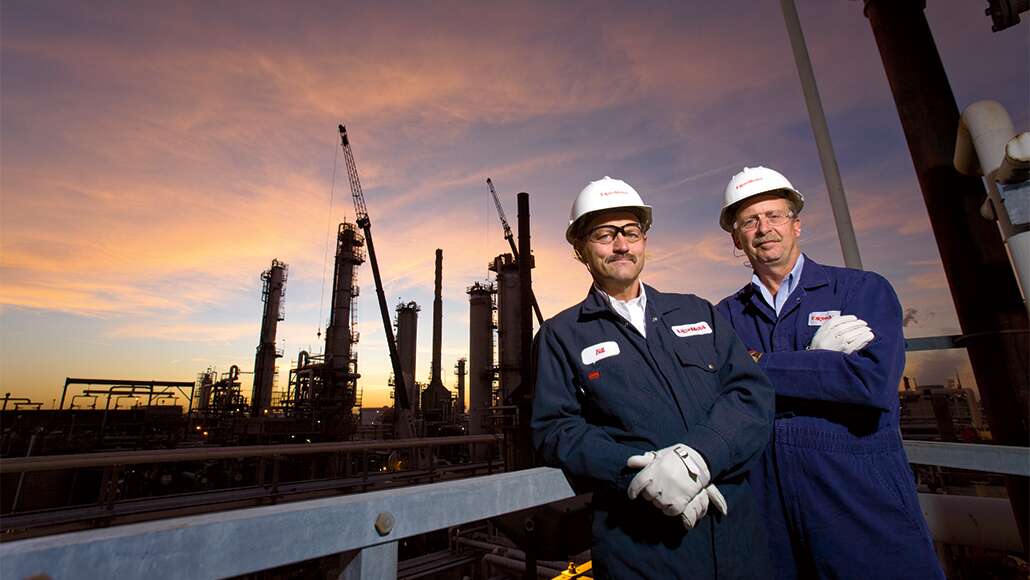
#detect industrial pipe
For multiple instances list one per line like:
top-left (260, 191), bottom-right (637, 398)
top-left (481, 554), bottom-right (562, 579)
top-left (863, 0), bottom-right (1030, 549)
top-left (955, 100), bottom-right (1030, 314)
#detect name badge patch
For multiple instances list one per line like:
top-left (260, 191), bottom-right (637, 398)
top-left (581, 341), bottom-right (620, 365)
top-left (808, 310), bottom-right (841, 326)
top-left (671, 322), bottom-right (712, 337)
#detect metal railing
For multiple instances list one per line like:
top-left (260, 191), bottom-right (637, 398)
top-left (0, 467), bottom-right (575, 580)
top-left (0, 440), bottom-right (1027, 579)
top-left (904, 440), bottom-right (1029, 476)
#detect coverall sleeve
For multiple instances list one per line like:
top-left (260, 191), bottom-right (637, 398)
top-left (758, 273), bottom-right (905, 412)
top-left (682, 303), bottom-right (775, 482)
top-left (531, 323), bottom-right (642, 494)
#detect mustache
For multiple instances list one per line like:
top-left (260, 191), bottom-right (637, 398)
top-left (605, 254), bottom-right (637, 264)
top-left (752, 233), bottom-right (781, 247)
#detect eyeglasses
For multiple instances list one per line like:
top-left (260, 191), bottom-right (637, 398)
top-left (734, 210), bottom-right (795, 232)
top-left (586, 223), bottom-right (645, 244)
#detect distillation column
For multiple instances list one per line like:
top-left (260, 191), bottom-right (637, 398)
top-left (324, 223), bottom-right (365, 403)
top-left (251, 259), bottom-right (287, 416)
top-left (491, 253), bottom-right (522, 402)
top-left (455, 357), bottom-right (467, 415)
top-left (467, 281), bottom-right (496, 441)
top-left (395, 301), bottom-right (420, 413)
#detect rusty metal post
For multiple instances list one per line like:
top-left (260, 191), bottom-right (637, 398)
top-left (862, 0), bottom-right (1029, 549)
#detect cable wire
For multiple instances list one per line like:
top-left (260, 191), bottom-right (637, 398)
top-left (317, 132), bottom-right (340, 342)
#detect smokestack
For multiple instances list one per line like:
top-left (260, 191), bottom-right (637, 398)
top-left (512, 192), bottom-right (535, 469)
top-left (431, 249), bottom-right (444, 387)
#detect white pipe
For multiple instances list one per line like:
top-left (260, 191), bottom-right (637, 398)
top-left (955, 101), bottom-right (1028, 314)
top-left (954, 100), bottom-right (1015, 177)
top-left (1008, 231), bottom-right (1030, 307)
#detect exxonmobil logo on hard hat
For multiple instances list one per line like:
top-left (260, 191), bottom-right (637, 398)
top-left (735, 177), bottom-right (764, 190)
top-left (598, 190), bottom-right (629, 196)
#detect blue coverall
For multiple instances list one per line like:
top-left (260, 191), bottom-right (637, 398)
top-left (532, 285), bottom-right (775, 579)
top-left (716, 256), bottom-right (943, 580)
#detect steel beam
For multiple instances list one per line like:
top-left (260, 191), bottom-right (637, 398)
top-left (0, 435), bottom-right (503, 474)
top-left (0, 467), bottom-right (574, 580)
top-left (904, 441), bottom-right (1030, 476)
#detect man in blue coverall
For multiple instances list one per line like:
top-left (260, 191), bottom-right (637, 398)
top-left (714, 166), bottom-right (943, 579)
top-left (532, 176), bottom-right (775, 579)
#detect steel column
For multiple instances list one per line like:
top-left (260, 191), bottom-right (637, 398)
top-left (862, 0), bottom-right (1030, 548)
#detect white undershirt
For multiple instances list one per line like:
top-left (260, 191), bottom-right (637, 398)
top-left (601, 283), bottom-right (648, 338)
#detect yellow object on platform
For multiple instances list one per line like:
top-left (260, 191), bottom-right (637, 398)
top-left (553, 560), bottom-right (593, 579)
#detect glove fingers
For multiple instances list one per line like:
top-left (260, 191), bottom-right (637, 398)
top-left (680, 492), bottom-right (709, 529)
top-left (639, 485), bottom-right (659, 502)
top-left (626, 453), bottom-right (654, 469)
top-left (841, 329), bottom-right (875, 353)
top-left (839, 326), bottom-right (870, 342)
top-left (850, 330), bottom-right (874, 347)
top-left (627, 473), bottom-right (652, 500)
top-left (832, 319), bottom-right (865, 333)
top-left (660, 497), bottom-right (688, 516)
top-left (708, 486), bottom-right (728, 516)
top-left (825, 314), bottom-right (857, 329)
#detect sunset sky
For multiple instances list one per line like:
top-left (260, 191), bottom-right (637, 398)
top-left (2, 1), bottom-right (1027, 409)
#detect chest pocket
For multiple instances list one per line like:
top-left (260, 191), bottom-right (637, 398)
top-left (576, 356), bottom-right (665, 429)
top-left (672, 339), bottom-right (720, 411)
top-left (797, 305), bottom-right (845, 350)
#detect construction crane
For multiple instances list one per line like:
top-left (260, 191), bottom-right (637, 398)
top-left (487, 178), bottom-right (544, 324)
top-left (338, 124), bottom-right (414, 439)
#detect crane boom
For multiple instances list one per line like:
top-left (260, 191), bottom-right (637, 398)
top-left (338, 125), bottom-right (413, 437)
top-left (486, 178), bottom-right (545, 325)
top-left (339, 125), bottom-right (369, 224)
top-left (487, 178), bottom-right (516, 252)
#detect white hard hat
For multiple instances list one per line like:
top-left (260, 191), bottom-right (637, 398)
top-left (566, 176), bottom-right (653, 243)
top-left (719, 166), bottom-right (805, 232)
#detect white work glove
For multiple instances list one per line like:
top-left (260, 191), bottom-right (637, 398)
top-left (679, 483), bottom-right (730, 529)
top-left (808, 314), bottom-right (875, 354)
top-left (626, 444), bottom-right (710, 516)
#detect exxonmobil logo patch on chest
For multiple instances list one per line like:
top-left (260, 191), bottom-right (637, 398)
top-left (671, 321), bottom-right (712, 337)
top-left (581, 341), bottom-right (620, 365)
top-left (808, 310), bottom-right (841, 326)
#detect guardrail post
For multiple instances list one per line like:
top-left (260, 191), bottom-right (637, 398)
top-left (270, 454), bottom-right (281, 504)
top-left (337, 542), bottom-right (397, 580)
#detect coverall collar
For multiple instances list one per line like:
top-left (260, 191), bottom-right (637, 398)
top-left (734, 253), bottom-right (831, 319)
top-left (579, 282), bottom-right (681, 318)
